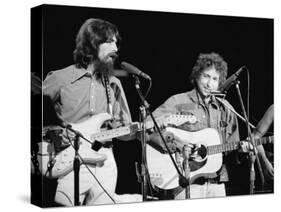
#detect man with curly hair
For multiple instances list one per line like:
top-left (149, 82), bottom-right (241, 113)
top-left (43, 18), bottom-right (141, 206)
top-left (148, 52), bottom-right (241, 198)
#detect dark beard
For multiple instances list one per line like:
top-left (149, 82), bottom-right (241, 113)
top-left (94, 59), bottom-right (115, 77)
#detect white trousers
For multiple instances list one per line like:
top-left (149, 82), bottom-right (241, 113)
top-left (55, 148), bottom-right (142, 206)
top-left (175, 181), bottom-right (226, 199)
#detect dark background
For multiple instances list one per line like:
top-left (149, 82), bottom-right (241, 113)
top-left (33, 4), bottom-right (274, 206)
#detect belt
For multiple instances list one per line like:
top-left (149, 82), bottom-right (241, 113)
top-left (91, 140), bottom-right (113, 151)
top-left (193, 177), bottom-right (222, 185)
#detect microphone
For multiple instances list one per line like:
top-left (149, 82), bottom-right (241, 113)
top-left (113, 69), bottom-right (129, 77)
top-left (121, 62), bottom-right (151, 80)
top-left (218, 66), bottom-right (246, 93)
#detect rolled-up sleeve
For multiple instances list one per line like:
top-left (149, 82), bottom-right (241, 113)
top-left (43, 71), bottom-right (60, 101)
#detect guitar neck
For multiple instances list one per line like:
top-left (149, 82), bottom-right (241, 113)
top-left (90, 114), bottom-right (192, 141)
top-left (207, 136), bottom-right (274, 155)
top-left (90, 123), bottom-right (140, 141)
top-left (144, 114), bottom-right (192, 130)
top-left (90, 120), bottom-right (156, 141)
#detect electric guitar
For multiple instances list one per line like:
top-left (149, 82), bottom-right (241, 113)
top-left (37, 113), bottom-right (194, 179)
top-left (146, 127), bottom-right (274, 194)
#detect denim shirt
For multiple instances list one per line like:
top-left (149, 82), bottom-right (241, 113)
top-left (152, 89), bottom-right (240, 182)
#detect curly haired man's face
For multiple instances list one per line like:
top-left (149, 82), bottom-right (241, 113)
top-left (98, 35), bottom-right (118, 64)
top-left (196, 67), bottom-right (220, 98)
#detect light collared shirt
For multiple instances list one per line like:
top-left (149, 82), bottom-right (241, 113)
top-left (43, 64), bottom-right (131, 125)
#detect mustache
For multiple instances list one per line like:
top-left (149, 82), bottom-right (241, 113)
top-left (107, 52), bottom-right (118, 59)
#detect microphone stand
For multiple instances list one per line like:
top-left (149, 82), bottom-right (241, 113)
top-left (132, 75), bottom-right (188, 200)
top-left (73, 133), bottom-right (80, 206)
top-left (140, 105), bottom-right (148, 201)
top-left (182, 145), bottom-right (190, 199)
top-left (133, 75), bottom-right (149, 201)
top-left (233, 80), bottom-right (264, 194)
top-left (64, 125), bottom-right (85, 206)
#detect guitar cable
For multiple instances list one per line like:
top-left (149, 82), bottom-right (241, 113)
top-left (66, 129), bottom-right (116, 204)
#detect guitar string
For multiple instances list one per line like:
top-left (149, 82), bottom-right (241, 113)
top-left (208, 136), bottom-right (274, 155)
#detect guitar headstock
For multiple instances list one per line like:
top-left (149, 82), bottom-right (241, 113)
top-left (156, 114), bottom-right (197, 127)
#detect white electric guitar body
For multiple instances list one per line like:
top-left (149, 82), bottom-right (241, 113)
top-left (37, 113), bottom-right (113, 179)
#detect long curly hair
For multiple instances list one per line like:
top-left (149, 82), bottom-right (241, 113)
top-left (190, 52), bottom-right (228, 87)
top-left (73, 18), bottom-right (121, 69)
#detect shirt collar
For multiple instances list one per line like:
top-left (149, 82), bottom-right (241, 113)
top-left (71, 64), bottom-right (95, 83)
top-left (187, 89), bottom-right (199, 103)
top-left (70, 64), bottom-right (123, 90)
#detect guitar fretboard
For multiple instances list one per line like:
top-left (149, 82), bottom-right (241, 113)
top-left (90, 123), bottom-right (139, 141)
top-left (89, 114), bottom-right (192, 141)
top-left (207, 136), bottom-right (274, 155)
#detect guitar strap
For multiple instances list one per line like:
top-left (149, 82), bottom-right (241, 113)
top-left (103, 74), bottom-right (113, 116)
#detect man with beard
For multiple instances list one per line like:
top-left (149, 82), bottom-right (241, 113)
top-left (43, 18), bottom-right (141, 206)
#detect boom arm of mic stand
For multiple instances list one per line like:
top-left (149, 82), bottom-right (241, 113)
top-left (65, 125), bottom-right (93, 146)
top-left (214, 96), bottom-right (256, 129)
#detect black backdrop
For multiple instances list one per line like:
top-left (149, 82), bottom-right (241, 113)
top-left (39, 4), bottom-right (273, 202)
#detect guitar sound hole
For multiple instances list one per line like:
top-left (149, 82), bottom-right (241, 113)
top-left (193, 145), bottom-right (207, 162)
top-left (189, 145), bottom-right (207, 172)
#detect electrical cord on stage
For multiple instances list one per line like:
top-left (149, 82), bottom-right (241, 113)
top-left (66, 129), bottom-right (116, 204)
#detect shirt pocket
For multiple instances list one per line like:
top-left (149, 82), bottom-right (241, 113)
top-left (176, 105), bottom-right (202, 131)
top-left (60, 85), bottom-right (81, 113)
